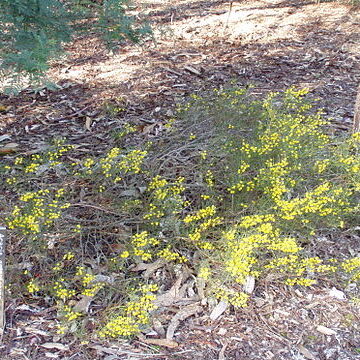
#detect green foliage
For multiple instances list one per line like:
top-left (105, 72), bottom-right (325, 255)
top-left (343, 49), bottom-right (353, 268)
top-left (177, 86), bottom-right (360, 288)
top-left (0, 0), bottom-right (151, 92)
top-left (2, 88), bottom-right (360, 339)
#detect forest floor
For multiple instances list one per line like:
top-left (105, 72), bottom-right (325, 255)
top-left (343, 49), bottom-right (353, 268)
top-left (1, 0), bottom-right (360, 359)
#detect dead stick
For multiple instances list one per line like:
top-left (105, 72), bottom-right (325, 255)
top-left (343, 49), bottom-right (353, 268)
top-left (225, 1), bottom-right (234, 28)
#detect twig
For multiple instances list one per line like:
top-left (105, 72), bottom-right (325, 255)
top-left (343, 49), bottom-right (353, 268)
top-left (52, 105), bottom-right (92, 121)
top-left (225, 1), bottom-right (234, 28)
top-left (70, 203), bottom-right (122, 216)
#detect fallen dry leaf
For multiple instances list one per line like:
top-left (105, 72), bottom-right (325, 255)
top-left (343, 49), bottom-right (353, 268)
top-left (298, 345), bottom-right (316, 360)
top-left (0, 142), bottom-right (19, 155)
top-left (154, 270), bottom-right (191, 307)
top-left (40, 342), bottom-right (69, 351)
top-left (166, 303), bottom-right (203, 340)
top-left (73, 295), bottom-right (95, 313)
top-left (131, 258), bottom-right (166, 278)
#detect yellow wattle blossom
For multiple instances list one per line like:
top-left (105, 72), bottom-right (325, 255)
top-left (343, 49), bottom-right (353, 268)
top-left (198, 266), bottom-right (211, 280)
top-left (184, 205), bottom-right (217, 223)
top-left (26, 280), bottom-right (40, 294)
top-left (342, 257), bottom-right (360, 281)
top-left (7, 189), bottom-right (70, 234)
top-left (99, 284), bottom-right (158, 338)
top-left (157, 247), bottom-right (187, 263)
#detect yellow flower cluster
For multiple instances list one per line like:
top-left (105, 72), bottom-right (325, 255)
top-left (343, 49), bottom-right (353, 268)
top-left (184, 205), bottom-right (222, 249)
top-left (314, 159), bottom-right (330, 173)
top-left (63, 305), bottom-right (82, 321)
top-left (184, 205), bottom-right (217, 223)
top-left (275, 182), bottom-right (350, 221)
top-left (267, 237), bottom-right (300, 253)
top-left (342, 257), bottom-right (360, 281)
top-left (99, 284), bottom-right (158, 338)
top-left (74, 266), bottom-right (104, 295)
top-left (100, 147), bottom-right (121, 178)
top-left (48, 139), bottom-right (74, 162)
top-left (205, 170), bottom-right (214, 187)
top-left (63, 252), bottom-right (74, 261)
top-left (198, 266), bottom-right (211, 280)
top-left (157, 247), bottom-right (187, 263)
top-left (266, 255), bottom-right (337, 284)
top-left (82, 283), bottom-right (103, 297)
top-left (53, 279), bottom-right (76, 300)
top-left (239, 214), bottom-right (276, 229)
top-left (214, 287), bottom-right (249, 308)
top-left (118, 149), bottom-right (147, 174)
top-left (26, 280), bottom-right (40, 293)
top-left (99, 316), bottom-right (139, 337)
top-left (25, 162), bottom-right (40, 173)
top-left (148, 176), bottom-right (185, 201)
top-left (113, 122), bottom-right (136, 137)
top-left (14, 157), bottom-right (24, 165)
top-left (144, 176), bottom-right (186, 226)
top-left (81, 147), bottom-right (147, 182)
top-left (5, 177), bottom-right (17, 185)
top-left (53, 252), bottom-right (75, 271)
top-left (224, 231), bottom-right (259, 284)
top-left (7, 189), bottom-right (70, 234)
top-left (339, 155), bottom-right (360, 174)
top-left (131, 231), bottom-right (159, 261)
top-left (20, 139), bottom-right (73, 174)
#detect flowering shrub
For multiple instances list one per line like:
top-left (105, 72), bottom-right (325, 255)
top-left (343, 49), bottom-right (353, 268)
top-left (2, 87), bottom-right (360, 340)
top-left (178, 86), bottom-right (360, 296)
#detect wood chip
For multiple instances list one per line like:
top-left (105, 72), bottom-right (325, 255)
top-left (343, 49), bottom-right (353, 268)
top-left (243, 276), bottom-right (255, 294)
top-left (85, 116), bottom-right (92, 131)
top-left (316, 325), bottom-right (336, 336)
top-left (329, 287), bottom-right (346, 300)
top-left (209, 300), bottom-right (228, 321)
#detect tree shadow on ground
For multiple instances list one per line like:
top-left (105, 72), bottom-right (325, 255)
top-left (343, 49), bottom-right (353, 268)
top-left (1, 0), bottom-right (359, 145)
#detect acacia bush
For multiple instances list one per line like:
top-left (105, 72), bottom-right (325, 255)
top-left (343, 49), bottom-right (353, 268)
top-left (0, 0), bottom-right (151, 92)
top-left (1, 87), bottom-right (359, 338)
